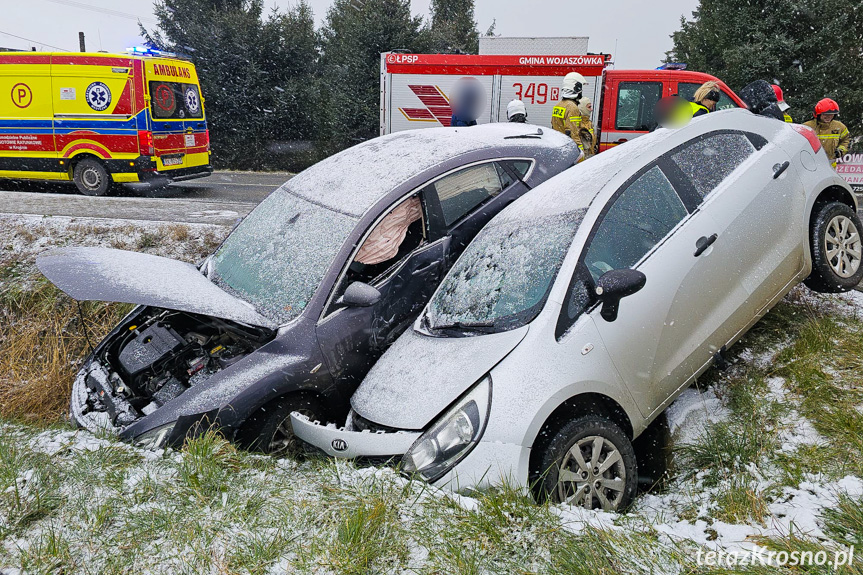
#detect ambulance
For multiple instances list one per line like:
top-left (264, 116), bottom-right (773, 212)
top-left (380, 53), bottom-right (746, 151)
top-left (0, 48), bottom-right (212, 195)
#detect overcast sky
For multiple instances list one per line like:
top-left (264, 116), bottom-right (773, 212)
top-left (0, 0), bottom-right (698, 69)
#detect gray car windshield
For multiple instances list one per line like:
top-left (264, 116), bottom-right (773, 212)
top-left (425, 209), bottom-right (587, 333)
top-left (210, 186), bottom-right (357, 324)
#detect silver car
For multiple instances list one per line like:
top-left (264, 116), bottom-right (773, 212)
top-left (292, 109), bottom-right (861, 511)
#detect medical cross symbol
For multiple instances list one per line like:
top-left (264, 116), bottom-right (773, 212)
top-left (85, 82), bottom-right (112, 111)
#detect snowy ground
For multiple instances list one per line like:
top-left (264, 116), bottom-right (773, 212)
top-left (1, 217), bottom-right (863, 573)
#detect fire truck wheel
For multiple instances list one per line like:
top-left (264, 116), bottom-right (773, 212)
top-left (73, 158), bottom-right (111, 196)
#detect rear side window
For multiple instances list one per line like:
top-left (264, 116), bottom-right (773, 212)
top-left (615, 82), bottom-right (662, 131)
top-left (678, 83), bottom-right (739, 111)
top-left (501, 159), bottom-right (533, 179)
top-left (149, 81), bottom-right (203, 119)
top-left (671, 133), bottom-right (756, 199)
top-left (427, 163), bottom-right (504, 227)
top-left (584, 166), bottom-right (688, 281)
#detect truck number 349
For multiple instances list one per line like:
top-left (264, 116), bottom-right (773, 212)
top-left (512, 83), bottom-right (559, 105)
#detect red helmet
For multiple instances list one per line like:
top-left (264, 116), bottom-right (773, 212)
top-left (815, 98), bottom-right (840, 117)
top-left (771, 84), bottom-right (785, 103)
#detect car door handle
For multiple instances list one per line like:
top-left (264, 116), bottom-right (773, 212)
top-left (412, 261), bottom-right (441, 276)
top-left (773, 161), bottom-right (790, 179)
top-left (694, 233), bottom-right (718, 257)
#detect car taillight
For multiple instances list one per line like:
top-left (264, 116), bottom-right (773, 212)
top-left (791, 124), bottom-right (822, 153)
top-left (205, 129), bottom-right (210, 152)
top-left (138, 130), bottom-right (155, 156)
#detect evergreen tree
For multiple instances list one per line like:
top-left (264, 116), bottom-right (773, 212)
top-left (318, 0), bottom-right (425, 148)
top-left (142, 0), bottom-right (319, 169)
top-left (427, 0), bottom-right (479, 54)
top-left (668, 0), bottom-right (863, 141)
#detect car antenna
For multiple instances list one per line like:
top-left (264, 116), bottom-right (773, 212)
top-left (504, 128), bottom-right (543, 139)
top-left (76, 301), bottom-right (94, 354)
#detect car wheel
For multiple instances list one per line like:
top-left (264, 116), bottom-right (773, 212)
top-left (534, 416), bottom-right (638, 511)
top-left (804, 201), bottom-right (863, 293)
top-left (73, 158), bottom-right (111, 196)
top-left (236, 395), bottom-right (325, 457)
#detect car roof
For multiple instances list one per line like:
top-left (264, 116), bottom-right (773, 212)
top-left (284, 124), bottom-right (573, 218)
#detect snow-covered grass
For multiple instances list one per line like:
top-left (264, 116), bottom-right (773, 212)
top-left (2, 216), bottom-right (863, 573)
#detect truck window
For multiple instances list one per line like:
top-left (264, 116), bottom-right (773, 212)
top-left (615, 82), bottom-right (662, 131)
top-left (678, 83), bottom-right (739, 111)
top-left (149, 81), bottom-right (203, 120)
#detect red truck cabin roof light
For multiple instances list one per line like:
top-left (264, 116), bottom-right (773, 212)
top-left (791, 124), bottom-right (822, 153)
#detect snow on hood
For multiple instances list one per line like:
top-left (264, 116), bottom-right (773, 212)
top-left (351, 325), bottom-right (529, 430)
top-left (37, 247), bottom-right (277, 329)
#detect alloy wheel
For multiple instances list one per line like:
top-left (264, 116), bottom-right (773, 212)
top-left (825, 214), bottom-right (862, 278)
top-left (556, 435), bottom-right (627, 511)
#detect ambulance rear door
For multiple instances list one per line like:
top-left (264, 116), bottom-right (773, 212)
top-left (145, 59), bottom-right (205, 170)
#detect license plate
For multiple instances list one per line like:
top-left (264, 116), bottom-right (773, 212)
top-left (185, 134), bottom-right (196, 147)
top-left (163, 156), bottom-right (183, 166)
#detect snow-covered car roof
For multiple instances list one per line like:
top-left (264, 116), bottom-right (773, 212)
top-left (284, 124), bottom-right (574, 217)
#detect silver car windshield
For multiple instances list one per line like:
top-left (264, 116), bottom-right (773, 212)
top-left (425, 208), bottom-right (587, 333)
top-left (210, 186), bottom-right (357, 324)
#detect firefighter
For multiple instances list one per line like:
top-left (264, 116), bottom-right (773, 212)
top-left (577, 96), bottom-right (597, 159)
top-left (771, 84), bottom-right (793, 123)
top-left (551, 72), bottom-right (587, 159)
top-left (803, 98), bottom-right (851, 168)
top-left (507, 99), bottom-right (527, 123)
top-left (690, 81), bottom-right (721, 117)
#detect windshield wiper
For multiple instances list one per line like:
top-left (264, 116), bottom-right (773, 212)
top-left (430, 319), bottom-right (496, 331)
top-left (504, 128), bottom-right (543, 139)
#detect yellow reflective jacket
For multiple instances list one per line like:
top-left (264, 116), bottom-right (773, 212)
top-left (579, 116), bottom-right (597, 159)
top-left (551, 99), bottom-right (584, 151)
top-left (803, 118), bottom-right (851, 164)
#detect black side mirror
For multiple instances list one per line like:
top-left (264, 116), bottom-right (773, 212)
top-left (595, 269), bottom-right (646, 322)
top-left (337, 281), bottom-right (381, 308)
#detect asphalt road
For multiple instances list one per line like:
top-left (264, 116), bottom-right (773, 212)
top-left (0, 171), bottom-right (290, 226)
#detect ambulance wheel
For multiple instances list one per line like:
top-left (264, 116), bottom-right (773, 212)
top-left (73, 158), bottom-right (110, 196)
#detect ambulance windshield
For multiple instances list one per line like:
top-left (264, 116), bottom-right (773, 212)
top-left (209, 186), bottom-right (358, 324)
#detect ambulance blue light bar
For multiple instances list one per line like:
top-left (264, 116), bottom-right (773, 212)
top-left (126, 46), bottom-right (175, 57)
top-left (656, 62), bottom-right (688, 70)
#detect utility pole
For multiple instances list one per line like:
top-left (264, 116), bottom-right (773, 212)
top-left (78, 32), bottom-right (86, 52)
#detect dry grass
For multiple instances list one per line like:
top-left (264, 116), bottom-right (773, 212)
top-left (0, 277), bottom-right (130, 422)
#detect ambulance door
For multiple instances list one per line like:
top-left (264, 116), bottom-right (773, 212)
top-left (178, 80), bottom-right (207, 166)
top-left (0, 54), bottom-right (58, 173)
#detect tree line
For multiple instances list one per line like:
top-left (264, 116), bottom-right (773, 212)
top-left (142, 0), bottom-right (480, 171)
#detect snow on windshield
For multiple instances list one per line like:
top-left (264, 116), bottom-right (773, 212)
top-left (211, 187), bottom-right (357, 324)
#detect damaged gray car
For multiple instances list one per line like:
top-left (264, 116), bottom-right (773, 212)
top-left (37, 124), bottom-right (580, 451)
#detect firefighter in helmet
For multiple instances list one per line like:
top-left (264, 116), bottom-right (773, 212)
top-left (771, 85), bottom-right (793, 123)
top-left (690, 81), bottom-right (721, 117)
top-left (551, 72), bottom-right (587, 160)
top-left (803, 98), bottom-right (850, 168)
top-left (507, 99), bottom-right (527, 123)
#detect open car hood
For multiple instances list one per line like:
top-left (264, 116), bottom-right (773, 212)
top-left (36, 247), bottom-right (277, 329)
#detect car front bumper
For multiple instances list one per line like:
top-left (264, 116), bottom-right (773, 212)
top-left (70, 363), bottom-right (122, 435)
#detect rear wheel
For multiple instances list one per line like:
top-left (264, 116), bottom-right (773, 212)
top-left (236, 395), bottom-right (325, 457)
top-left (804, 201), bottom-right (863, 293)
top-left (533, 416), bottom-right (638, 511)
top-left (72, 158), bottom-right (111, 196)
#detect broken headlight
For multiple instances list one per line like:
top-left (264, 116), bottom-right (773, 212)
top-left (401, 375), bottom-right (491, 482)
top-left (133, 422), bottom-right (176, 450)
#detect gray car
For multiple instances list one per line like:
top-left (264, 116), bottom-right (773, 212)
top-left (37, 124), bottom-right (580, 451)
top-left (293, 109), bottom-right (861, 511)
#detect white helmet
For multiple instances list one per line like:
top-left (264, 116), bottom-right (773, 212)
top-left (562, 72), bottom-right (586, 97)
top-left (507, 99), bottom-right (527, 120)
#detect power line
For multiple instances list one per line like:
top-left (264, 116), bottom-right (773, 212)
top-left (41, 0), bottom-right (159, 24)
top-left (0, 29), bottom-right (69, 51)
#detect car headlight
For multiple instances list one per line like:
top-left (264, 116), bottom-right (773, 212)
top-left (401, 375), bottom-right (491, 482)
top-left (133, 422), bottom-right (176, 450)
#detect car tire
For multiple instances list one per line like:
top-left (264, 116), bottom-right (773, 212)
top-left (533, 416), bottom-right (638, 511)
top-left (804, 201), bottom-right (863, 293)
top-left (236, 395), bottom-right (325, 457)
top-left (73, 158), bottom-right (111, 196)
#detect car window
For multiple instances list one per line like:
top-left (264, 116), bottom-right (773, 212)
top-left (671, 133), bottom-right (757, 199)
top-left (678, 83), bottom-right (739, 111)
top-left (556, 264), bottom-right (594, 339)
top-left (500, 159), bottom-right (533, 179)
top-left (584, 166), bottom-right (688, 282)
top-left (427, 163), bottom-right (504, 227)
top-left (615, 81), bottom-right (662, 131)
top-left (149, 81), bottom-right (203, 119)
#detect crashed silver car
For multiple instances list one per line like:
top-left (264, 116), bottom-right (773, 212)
top-left (37, 124), bottom-right (580, 451)
top-left (293, 108), bottom-right (861, 510)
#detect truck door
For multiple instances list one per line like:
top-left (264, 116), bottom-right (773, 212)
top-left (599, 80), bottom-right (665, 152)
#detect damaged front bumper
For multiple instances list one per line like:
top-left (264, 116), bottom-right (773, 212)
top-left (290, 412), bottom-right (420, 459)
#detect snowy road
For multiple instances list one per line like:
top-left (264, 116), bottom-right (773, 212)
top-left (0, 171), bottom-right (290, 226)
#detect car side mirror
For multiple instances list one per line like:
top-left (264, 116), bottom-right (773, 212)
top-left (337, 281), bottom-right (381, 308)
top-left (595, 269), bottom-right (646, 322)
